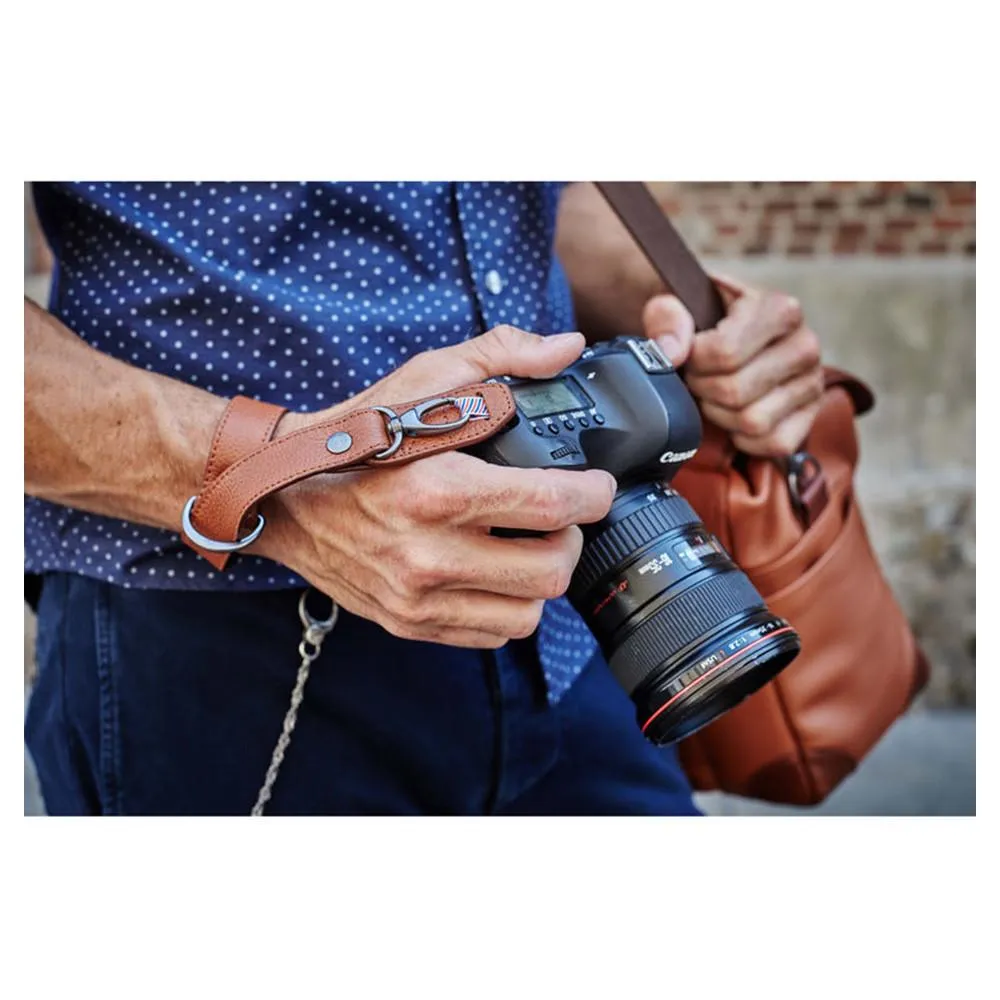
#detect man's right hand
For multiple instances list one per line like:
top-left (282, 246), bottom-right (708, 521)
top-left (254, 326), bottom-right (617, 648)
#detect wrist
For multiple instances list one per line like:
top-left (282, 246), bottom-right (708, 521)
top-left (272, 408), bottom-right (313, 439)
top-left (145, 375), bottom-right (230, 531)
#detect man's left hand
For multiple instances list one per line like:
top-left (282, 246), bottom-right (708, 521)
top-left (641, 276), bottom-right (824, 457)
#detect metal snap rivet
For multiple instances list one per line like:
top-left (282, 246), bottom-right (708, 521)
top-left (326, 431), bottom-right (353, 454)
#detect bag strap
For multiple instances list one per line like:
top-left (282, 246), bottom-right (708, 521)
top-left (597, 183), bottom-right (877, 415)
top-left (595, 182), bottom-right (731, 477)
top-left (595, 182), bottom-right (727, 332)
top-left (596, 182), bottom-right (833, 527)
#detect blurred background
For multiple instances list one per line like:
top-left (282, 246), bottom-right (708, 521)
top-left (23, 181), bottom-right (976, 815)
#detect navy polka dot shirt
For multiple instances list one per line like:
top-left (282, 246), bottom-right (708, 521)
top-left (27, 181), bottom-right (599, 702)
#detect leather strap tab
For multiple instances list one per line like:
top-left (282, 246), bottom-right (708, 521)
top-left (182, 382), bottom-right (515, 564)
top-left (203, 396), bottom-right (287, 487)
top-left (186, 396), bottom-right (287, 568)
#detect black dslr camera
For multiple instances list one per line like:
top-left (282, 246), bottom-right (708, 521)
top-left (475, 337), bottom-right (801, 745)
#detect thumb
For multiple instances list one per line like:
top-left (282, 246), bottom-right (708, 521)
top-left (642, 294), bottom-right (695, 367)
top-left (456, 325), bottom-right (586, 379)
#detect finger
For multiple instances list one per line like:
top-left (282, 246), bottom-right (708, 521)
top-left (642, 294), bottom-right (695, 367)
top-left (429, 591), bottom-right (546, 639)
top-left (397, 452), bottom-right (616, 531)
top-left (443, 326), bottom-right (586, 382)
top-left (302, 568), bottom-right (512, 649)
top-left (457, 463), bottom-right (617, 530)
top-left (700, 370), bottom-right (825, 438)
top-left (424, 629), bottom-right (510, 649)
top-left (382, 588), bottom-right (546, 641)
top-left (362, 326), bottom-right (587, 404)
top-left (707, 270), bottom-right (753, 307)
top-left (382, 618), bottom-right (512, 649)
top-left (385, 525), bottom-right (583, 602)
top-left (690, 291), bottom-right (804, 375)
top-left (733, 400), bottom-right (824, 458)
top-left (460, 325), bottom-right (589, 379)
top-left (686, 324), bottom-right (821, 410)
top-left (437, 527), bottom-right (584, 600)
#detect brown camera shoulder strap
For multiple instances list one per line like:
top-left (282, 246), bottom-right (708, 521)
top-left (595, 182), bottom-right (726, 331)
top-left (596, 182), bottom-right (833, 528)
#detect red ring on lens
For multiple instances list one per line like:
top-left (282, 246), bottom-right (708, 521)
top-left (640, 626), bottom-right (797, 735)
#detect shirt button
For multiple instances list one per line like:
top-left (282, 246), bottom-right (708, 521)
top-left (484, 270), bottom-right (504, 295)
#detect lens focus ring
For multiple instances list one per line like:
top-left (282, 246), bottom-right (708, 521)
top-left (572, 490), bottom-right (700, 598)
top-left (608, 570), bottom-right (765, 695)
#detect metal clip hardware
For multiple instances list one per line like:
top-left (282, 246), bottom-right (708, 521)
top-left (785, 451), bottom-right (827, 527)
top-left (372, 397), bottom-right (472, 459)
top-left (181, 496), bottom-right (265, 553)
top-left (251, 590), bottom-right (339, 816)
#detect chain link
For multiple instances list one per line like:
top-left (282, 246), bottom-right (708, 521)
top-left (251, 590), bottom-right (338, 816)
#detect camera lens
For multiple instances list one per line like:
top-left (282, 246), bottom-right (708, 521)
top-left (568, 482), bottom-right (801, 745)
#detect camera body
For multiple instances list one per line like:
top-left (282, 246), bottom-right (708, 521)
top-left (473, 335), bottom-right (800, 746)
top-left (475, 337), bottom-right (703, 483)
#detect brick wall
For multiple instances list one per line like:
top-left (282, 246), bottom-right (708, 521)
top-left (26, 182), bottom-right (976, 272)
top-left (648, 181), bottom-right (976, 258)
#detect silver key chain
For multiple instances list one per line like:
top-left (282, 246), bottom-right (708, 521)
top-left (251, 589), bottom-right (339, 815)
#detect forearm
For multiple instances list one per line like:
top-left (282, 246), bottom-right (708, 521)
top-left (555, 182), bottom-right (664, 341)
top-left (24, 297), bottom-right (229, 532)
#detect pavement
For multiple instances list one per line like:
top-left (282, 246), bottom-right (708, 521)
top-left (25, 704), bottom-right (974, 816)
top-left (696, 709), bottom-right (976, 816)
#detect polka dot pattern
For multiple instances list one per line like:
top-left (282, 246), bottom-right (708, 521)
top-left (27, 181), bottom-right (597, 703)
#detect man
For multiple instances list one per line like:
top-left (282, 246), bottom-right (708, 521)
top-left (24, 181), bottom-right (822, 815)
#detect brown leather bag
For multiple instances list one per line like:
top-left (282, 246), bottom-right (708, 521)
top-left (598, 183), bottom-right (929, 805)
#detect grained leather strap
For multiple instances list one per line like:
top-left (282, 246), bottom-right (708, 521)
top-left (182, 383), bottom-right (516, 568)
top-left (203, 396), bottom-right (287, 487)
top-left (184, 395), bottom-right (288, 567)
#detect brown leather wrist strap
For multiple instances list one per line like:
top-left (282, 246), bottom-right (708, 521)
top-left (181, 383), bottom-right (515, 569)
top-left (203, 395), bottom-right (288, 488)
top-left (183, 395), bottom-right (288, 567)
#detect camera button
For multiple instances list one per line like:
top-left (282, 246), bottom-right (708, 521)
top-left (578, 417), bottom-right (590, 428)
top-left (562, 419), bottom-right (575, 431)
top-left (532, 425), bottom-right (545, 436)
top-left (547, 423), bottom-right (560, 435)
top-left (593, 414), bottom-right (606, 425)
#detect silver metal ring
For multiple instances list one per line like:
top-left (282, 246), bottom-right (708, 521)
top-left (181, 496), bottom-right (265, 553)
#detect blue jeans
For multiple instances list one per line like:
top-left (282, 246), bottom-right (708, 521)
top-left (24, 573), bottom-right (699, 815)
